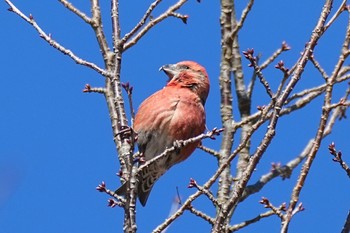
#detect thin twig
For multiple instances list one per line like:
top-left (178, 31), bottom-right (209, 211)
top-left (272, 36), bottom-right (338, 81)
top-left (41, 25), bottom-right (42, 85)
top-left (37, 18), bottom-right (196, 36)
top-left (197, 145), bottom-right (220, 158)
top-left (139, 128), bottom-right (223, 175)
top-left (229, 0), bottom-right (255, 40)
top-left (328, 142), bottom-right (350, 178)
top-left (324, 0), bottom-right (347, 30)
top-left (188, 178), bottom-right (220, 208)
top-left (82, 84), bottom-right (106, 93)
top-left (246, 55), bottom-right (259, 100)
top-left (310, 54), bottom-right (329, 79)
top-left (153, 192), bottom-right (202, 233)
top-left (96, 181), bottom-right (125, 204)
top-left (228, 210), bottom-right (275, 232)
top-left (243, 49), bottom-right (274, 99)
top-left (121, 82), bottom-right (136, 126)
top-left (259, 197), bottom-right (285, 220)
top-left (187, 205), bottom-right (215, 225)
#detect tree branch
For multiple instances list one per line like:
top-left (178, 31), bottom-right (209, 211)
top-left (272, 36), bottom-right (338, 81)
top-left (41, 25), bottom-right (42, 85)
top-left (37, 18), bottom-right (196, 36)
top-left (228, 210), bottom-right (275, 232)
top-left (5, 0), bottom-right (111, 77)
top-left (123, 0), bottom-right (189, 51)
top-left (58, 0), bottom-right (93, 24)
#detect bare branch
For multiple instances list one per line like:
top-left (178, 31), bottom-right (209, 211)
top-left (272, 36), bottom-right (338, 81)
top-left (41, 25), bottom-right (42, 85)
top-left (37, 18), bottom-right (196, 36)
top-left (259, 197), bottom-right (285, 220)
top-left (121, 0), bottom-right (162, 46)
top-left (218, 0), bottom-right (236, 212)
top-left (187, 205), bottom-right (215, 225)
top-left (83, 83), bottom-right (106, 94)
top-left (188, 178), bottom-right (220, 208)
top-left (123, 0), bottom-right (189, 51)
top-left (310, 54), bottom-right (329, 79)
top-left (96, 181), bottom-right (125, 205)
top-left (229, 0), bottom-right (255, 40)
top-left (243, 49), bottom-right (274, 99)
top-left (152, 192), bottom-right (202, 233)
top-left (228, 210), bottom-right (275, 232)
top-left (324, 0), bottom-right (347, 30)
top-left (328, 142), bottom-right (350, 178)
top-left (139, 128), bottom-right (223, 176)
top-left (197, 145), bottom-right (220, 158)
top-left (121, 82), bottom-right (136, 126)
top-left (111, 0), bottom-right (122, 49)
top-left (90, 0), bottom-right (112, 64)
top-left (58, 0), bottom-right (93, 24)
top-left (5, 0), bottom-right (110, 77)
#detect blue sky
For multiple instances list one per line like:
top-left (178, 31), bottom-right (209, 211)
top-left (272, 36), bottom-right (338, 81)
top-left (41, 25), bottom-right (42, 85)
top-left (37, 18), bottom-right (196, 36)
top-left (0, 1), bottom-right (349, 233)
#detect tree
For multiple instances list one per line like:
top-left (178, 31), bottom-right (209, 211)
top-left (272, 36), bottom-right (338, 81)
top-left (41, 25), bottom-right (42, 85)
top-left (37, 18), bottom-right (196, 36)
top-left (1, 0), bottom-right (349, 232)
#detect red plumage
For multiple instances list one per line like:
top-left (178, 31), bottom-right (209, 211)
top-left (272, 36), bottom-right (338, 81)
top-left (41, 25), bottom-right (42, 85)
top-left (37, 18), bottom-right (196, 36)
top-left (117, 61), bottom-right (210, 206)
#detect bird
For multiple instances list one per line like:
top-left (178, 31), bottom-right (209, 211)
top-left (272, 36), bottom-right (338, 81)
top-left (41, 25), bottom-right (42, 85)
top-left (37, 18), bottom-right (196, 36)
top-left (116, 61), bottom-right (210, 206)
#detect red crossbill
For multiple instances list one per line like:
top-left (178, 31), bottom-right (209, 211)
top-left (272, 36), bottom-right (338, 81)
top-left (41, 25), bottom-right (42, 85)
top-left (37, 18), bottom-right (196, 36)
top-left (117, 61), bottom-right (210, 206)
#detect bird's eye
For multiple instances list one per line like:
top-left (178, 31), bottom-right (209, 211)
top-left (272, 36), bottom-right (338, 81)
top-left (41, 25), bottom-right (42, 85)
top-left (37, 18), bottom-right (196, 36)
top-left (182, 65), bottom-right (190, 69)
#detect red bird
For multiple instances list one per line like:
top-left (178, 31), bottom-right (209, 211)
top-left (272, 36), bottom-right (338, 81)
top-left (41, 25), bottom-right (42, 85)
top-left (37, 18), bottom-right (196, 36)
top-left (117, 61), bottom-right (210, 206)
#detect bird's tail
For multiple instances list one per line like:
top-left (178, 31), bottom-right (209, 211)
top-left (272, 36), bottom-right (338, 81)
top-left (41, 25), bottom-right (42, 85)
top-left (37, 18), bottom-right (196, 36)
top-left (115, 179), bottom-right (155, 207)
top-left (115, 181), bottom-right (153, 206)
top-left (115, 161), bottom-right (166, 206)
top-left (115, 181), bottom-right (128, 197)
top-left (137, 160), bottom-right (167, 206)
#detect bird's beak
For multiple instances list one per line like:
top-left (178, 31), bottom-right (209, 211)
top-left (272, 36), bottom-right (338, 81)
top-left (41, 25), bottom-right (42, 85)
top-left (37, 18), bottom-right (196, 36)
top-left (159, 64), bottom-right (179, 81)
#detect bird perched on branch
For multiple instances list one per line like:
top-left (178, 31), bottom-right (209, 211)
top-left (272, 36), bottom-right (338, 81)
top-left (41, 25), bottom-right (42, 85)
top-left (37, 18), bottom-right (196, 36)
top-left (116, 61), bottom-right (210, 206)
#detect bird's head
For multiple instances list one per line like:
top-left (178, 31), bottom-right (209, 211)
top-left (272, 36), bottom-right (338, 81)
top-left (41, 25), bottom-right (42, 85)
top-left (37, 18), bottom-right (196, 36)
top-left (159, 61), bottom-right (210, 105)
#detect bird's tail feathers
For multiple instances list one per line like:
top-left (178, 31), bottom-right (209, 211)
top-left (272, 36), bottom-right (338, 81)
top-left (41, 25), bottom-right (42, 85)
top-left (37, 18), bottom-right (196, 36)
top-left (137, 162), bottom-right (165, 206)
top-left (114, 174), bottom-right (157, 207)
top-left (115, 181), bottom-right (128, 196)
top-left (115, 158), bottom-right (168, 206)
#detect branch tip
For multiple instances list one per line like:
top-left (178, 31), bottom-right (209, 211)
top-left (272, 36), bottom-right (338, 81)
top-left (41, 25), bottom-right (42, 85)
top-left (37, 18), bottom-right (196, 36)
top-left (243, 48), bottom-right (256, 66)
top-left (188, 178), bottom-right (198, 188)
top-left (96, 181), bottom-right (107, 192)
top-left (259, 197), bottom-right (270, 208)
top-left (170, 12), bottom-right (189, 24)
top-left (107, 198), bottom-right (119, 208)
top-left (281, 41), bottom-right (291, 51)
top-left (122, 82), bottom-right (134, 95)
top-left (83, 84), bottom-right (91, 93)
top-left (257, 105), bottom-right (265, 111)
top-left (275, 60), bottom-right (289, 74)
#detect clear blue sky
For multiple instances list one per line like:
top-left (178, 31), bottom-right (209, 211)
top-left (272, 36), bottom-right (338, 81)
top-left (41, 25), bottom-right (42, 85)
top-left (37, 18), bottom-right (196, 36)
top-left (0, 1), bottom-right (349, 233)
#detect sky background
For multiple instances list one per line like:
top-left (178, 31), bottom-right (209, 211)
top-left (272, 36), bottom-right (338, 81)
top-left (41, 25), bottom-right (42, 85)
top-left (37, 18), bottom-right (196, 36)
top-left (0, 0), bottom-right (349, 233)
